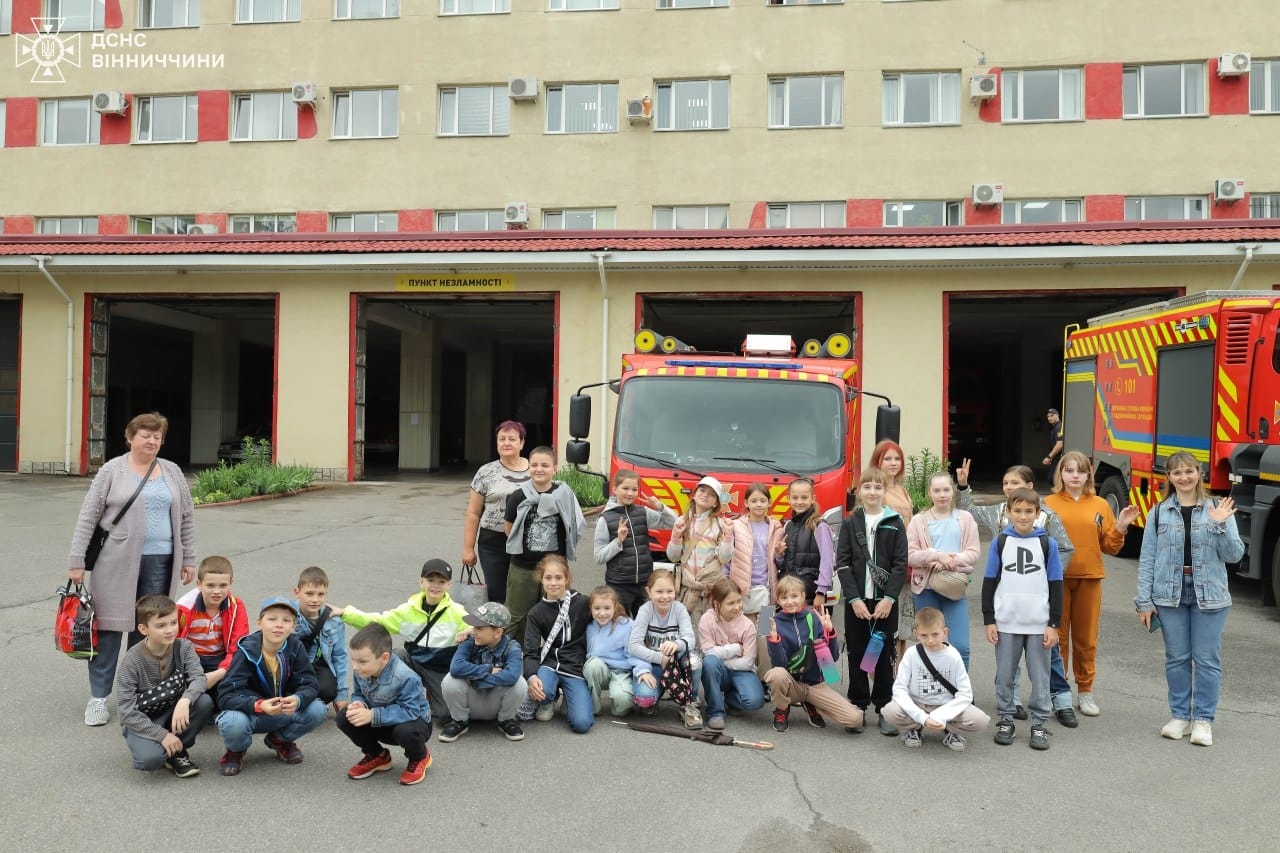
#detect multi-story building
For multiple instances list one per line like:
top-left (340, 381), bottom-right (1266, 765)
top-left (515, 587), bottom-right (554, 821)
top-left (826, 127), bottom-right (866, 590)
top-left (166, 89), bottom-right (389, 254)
top-left (0, 0), bottom-right (1277, 482)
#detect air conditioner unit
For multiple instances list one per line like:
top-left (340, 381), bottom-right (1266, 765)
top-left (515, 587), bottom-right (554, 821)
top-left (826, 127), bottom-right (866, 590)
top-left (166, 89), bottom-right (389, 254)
top-left (970, 74), bottom-right (998, 100)
top-left (92, 91), bottom-right (128, 115)
top-left (626, 96), bottom-right (652, 124)
top-left (291, 82), bottom-right (318, 106)
top-left (1214, 178), bottom-right (1245, 202)
top-left (972, 183), bottom-right (1004, 205)
top-left (503, 202), bottom-right (529, 224)
top-left (187, 224), bottom-right (220, 235)
top-left (1218, 52), bottom-right (1251, 76)
top-left (507, 77), bottom-right (539, 101)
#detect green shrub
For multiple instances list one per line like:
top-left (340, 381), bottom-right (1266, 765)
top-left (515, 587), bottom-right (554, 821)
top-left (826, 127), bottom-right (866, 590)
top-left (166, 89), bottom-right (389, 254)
top-left (904, 448), bottom-right (951, 512)
top-left (558, 465), bottom-right (605, 509)
top-left (192, 452), bottom-right (316, 505)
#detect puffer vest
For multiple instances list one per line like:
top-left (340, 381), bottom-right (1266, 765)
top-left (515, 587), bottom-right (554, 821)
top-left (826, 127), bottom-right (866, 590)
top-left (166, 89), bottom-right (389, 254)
top-left (603, 503), bottom-right (652, 586)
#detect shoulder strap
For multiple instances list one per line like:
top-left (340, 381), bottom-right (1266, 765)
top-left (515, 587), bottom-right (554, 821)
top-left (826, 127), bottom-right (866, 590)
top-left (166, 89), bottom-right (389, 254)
top-left (1041, 534), bottom-right (1050, 564)
top-left (996, 532), bottom-right (1050, 565)
top-left (915, 644), bottom-right (958, 696)
top-left (303, 606), bottom-right (331, 649)
top-left (410, 599), bottom-right (449, 646)
top-left (107, 458), bottom-right (159, 528)
top-left (996, 532), bottom-right (1006, 558)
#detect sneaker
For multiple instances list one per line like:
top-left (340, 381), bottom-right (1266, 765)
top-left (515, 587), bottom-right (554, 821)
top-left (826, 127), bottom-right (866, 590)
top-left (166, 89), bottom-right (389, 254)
top-left (1029, 725), bottom-right (1051, 750)
top-left (1078, 693), bottom-right (1101, 717)
top-left (1012, 704), bottom-right (1029, 721)
top-left (1161, 718), bottom-right (1192, 740)
top-left (680, 704), bottom-right (703, 729)
top-left (773, 707), bottom-right (790, 732)
top-left (901, 728), bottom-right (922, 748)
top-left (534, 702), bottom-right (555, 722)
top-left (638, 702), bottom-right (657, 717)
top-left (399, 752), bottom-right (432, 786)
top-left (497, 719), bottom-right (525, 741)
top-left (347, 749), bottom-right (393, 780)
top-left (877, 714), bottom-right (898, 736)
top-left (1189, 720), bottom-right (1213, 747)
top-left (994, 719), bottom-right (1015, 746)
top-left (438, 720), bottom-right (470, 743)
top-left (84, 697), bottom-right (109, 727)
top-left (943, 731), bottom-right (967, 752)
top-left (800, 702), bottom-right (826, 728)
top-left (264, 733), bottom-right (303, 765)
top-left (1055, 707), bottom-right (1079, 729)
top-left (707, 715), bottom-right (726, 731)
top-left (165, 751), bottom-right (200, 778)
top-left (515, 698), bottom-right (537, 722)
top-left (219, 749), bottom-right (245, 776)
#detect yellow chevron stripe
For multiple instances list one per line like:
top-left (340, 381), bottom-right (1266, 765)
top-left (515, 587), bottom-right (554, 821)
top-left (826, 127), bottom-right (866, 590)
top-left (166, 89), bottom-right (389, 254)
top-left (1217, 394), bottom-right (1240, 432)
top-left (1136, 325), bottom-right (1156, 374)
top-left (1156, 444), bottom-right (1209, 463)
top-left (1217, 424), bottom-right (1230, 441)
top-left (1218, 367), bottom-right (1238, 402)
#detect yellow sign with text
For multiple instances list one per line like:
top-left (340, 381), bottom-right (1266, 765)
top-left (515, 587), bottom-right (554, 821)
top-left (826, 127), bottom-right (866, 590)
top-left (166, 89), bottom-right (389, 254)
top-left (395, 274), bottom-right (515, 292)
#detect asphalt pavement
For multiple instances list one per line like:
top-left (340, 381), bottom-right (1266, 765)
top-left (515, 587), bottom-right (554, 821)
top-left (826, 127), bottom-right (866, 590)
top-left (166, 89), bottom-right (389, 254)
top-left (2, 473), bottom-right (1277, 852)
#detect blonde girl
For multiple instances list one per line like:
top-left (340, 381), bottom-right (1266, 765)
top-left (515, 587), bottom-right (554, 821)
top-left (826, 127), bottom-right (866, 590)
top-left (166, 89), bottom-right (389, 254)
top-left (905, 472), bottom-right (980, 669)
top-left (667, 476), bottom-right (733, 626)
top-left (698, 579), bottom-right (765, 730)
top-left (582, 586), bottom-right (645, 717)
top-left (777, 477), bottom-right (834, 610)
top-left (728, 483), bottom-right (783, 616)
top-left (1043, 450), bottom-right (1137, 717)
top-left (628, 569), bottom-right (702, 728)
top-left (869, 439), bottom-right (916, 665)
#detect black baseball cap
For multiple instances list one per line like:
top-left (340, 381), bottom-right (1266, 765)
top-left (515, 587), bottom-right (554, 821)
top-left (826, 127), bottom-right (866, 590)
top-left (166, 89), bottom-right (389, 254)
top-left (420, 558), bottom-right (453, 580)
top-left (1046, 408), bottom-right (1060, 415)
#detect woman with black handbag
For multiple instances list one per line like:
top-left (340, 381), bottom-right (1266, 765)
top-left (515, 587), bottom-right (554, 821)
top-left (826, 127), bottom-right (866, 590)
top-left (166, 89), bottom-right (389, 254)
top-left (67, 412), bottom-right (196, 727)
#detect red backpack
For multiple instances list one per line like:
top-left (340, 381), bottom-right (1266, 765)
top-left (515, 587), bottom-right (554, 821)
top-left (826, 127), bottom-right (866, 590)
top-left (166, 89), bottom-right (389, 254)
top-left (55, 583), bottom-right (99, 660)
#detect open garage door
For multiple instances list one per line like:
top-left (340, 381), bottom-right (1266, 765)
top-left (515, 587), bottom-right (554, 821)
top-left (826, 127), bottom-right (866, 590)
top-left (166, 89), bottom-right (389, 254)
top-left (86, 296), bottom-right (277, 471)
top-left (945, 289), bottom-right (1178, 480)
top-left (639, 294), bottom-right (857, 354)
top-left (0, 299), bottom-right (18, 472)
top-left (357, 295), bottom-right (556, 477)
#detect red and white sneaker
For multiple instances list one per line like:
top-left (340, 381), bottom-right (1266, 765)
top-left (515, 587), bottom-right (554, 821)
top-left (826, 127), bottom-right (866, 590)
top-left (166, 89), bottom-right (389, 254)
top-left (347, 749), bottom-right (393, 780)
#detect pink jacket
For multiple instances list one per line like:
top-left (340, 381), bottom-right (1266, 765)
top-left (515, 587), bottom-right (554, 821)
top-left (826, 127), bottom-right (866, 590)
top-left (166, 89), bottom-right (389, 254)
top-left (906, 509), bottom-right (980, 595)
top-left (727, 515), bottom-right (783, 596)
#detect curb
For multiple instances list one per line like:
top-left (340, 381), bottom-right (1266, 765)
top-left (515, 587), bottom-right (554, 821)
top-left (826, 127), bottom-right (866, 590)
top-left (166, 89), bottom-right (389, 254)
top-left (194, 485), bottom-right (326, 509)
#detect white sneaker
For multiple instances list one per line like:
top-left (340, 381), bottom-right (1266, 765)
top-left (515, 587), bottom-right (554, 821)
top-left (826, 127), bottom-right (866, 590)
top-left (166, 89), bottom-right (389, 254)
top-left (1161, 718), bottom-right (1192, 740)
top-left (1078, 693), bottom-right (1100, 717)
top-left (84, 697), bottom-right (109, 727)
top-left (1189, 720), bottom-right (1213, 746)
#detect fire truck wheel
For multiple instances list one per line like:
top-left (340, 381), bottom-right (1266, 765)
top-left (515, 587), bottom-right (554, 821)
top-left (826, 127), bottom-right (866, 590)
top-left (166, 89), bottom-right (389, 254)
top-left (1270, 545), bottom-right (1280, 607)
top-left (1099, 475), bottom-right (1140, 558)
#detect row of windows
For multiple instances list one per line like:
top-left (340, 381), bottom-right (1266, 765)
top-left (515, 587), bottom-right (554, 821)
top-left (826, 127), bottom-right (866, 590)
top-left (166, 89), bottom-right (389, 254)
top-left (5, 63), bottom-right (1279, 149)
top-left (24, 196), bottom-right (1280, 236)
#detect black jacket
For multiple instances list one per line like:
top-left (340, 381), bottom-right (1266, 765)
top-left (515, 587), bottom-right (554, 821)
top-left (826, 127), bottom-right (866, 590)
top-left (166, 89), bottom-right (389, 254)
top-left (834, 507), bottom-right (909, 602)
top-left (523, 590), bottom-right (591, 679)
top-left (603, 503), bottom-right (653, 586)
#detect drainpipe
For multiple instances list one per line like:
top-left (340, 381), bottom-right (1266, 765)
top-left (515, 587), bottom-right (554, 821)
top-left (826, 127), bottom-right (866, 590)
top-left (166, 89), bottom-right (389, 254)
top-left (32, 256), bottom-right (75, 474)
top-left (1228, 244), bottom-right (1258, 290)
top-left (593, 252), bottom-right (612, 459)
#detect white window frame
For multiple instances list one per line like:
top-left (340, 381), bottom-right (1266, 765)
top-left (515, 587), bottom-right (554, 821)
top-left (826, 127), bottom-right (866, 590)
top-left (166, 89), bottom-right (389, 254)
top-left (1001, 68), bottom-right (1082, 123)
top-left (335, 0), bottom-right (399, 18)
top-left (766, 202), bottom-right (843, 228)
top-left (545, 83), bottom-right (618, 134)
top-left (37, 217), bottom-right (98, 235)
top-left (657, 0), bottom-right (727, 8)
top-left (135, 95), bottom-right (197, 143)
top-left (549, 0), bottom-right (617, 9)
top-left (1250, 193), bottom-right (1280, 219)
top-left (232, 92), bottom-right (298, 141)
top-left (2, 0), bottom-right (14, 34)
top-left (438, 86), bottom-right (509, 137)
top-left (769, 74), bottom-right (843, 129)
top-left (331, 212), bottom-right (398, 232)
top-left (654, 79), bottom-right (730, 131)
top-left (1122, 63), bottom-right (1206, 118)
top-left (1123, 196), bottom-right (1208, 221)
top-left (440, 0), bottom-right (508, 14)
top-left (543, 208), bottom-right (616, 229)
top-left (236, 0), bottom-right (299, 22)
top-left (138, 0), bottom-right (200, 27)
top-left (332, 89), bottom-right (399, 139)
top-left (45, 0), bottom-right (104, 31)
top-left (653, 205), bottom-right (730, 229)
top-left (882, 71), bottom-right (960, 126)
top-left (134, 215), bottom-right (196, 235)
top-left (883, 201), bottom-right (963, 227)
top-left (1001, 199), bottom-right (1083, 225)
top-left (1250, 58), bottom-right (1280, 115)
top-left (436, 210), bottom-right (506, 232)
top-left (768, 0), bottom-right (841, 5)
top-left (40, 98), bottom-right (100, 146)
top-left (230, 213), bottom-right (296, 233)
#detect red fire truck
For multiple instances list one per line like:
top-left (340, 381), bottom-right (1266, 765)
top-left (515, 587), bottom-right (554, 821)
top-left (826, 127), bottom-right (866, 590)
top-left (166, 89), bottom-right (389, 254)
top-left (567, 330), bottom-right (899, 553)
top-left (1062, 290), bottom-right (1280, 604)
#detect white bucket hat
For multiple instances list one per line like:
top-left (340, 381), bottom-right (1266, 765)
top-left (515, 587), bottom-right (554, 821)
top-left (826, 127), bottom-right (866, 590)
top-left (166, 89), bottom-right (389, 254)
top-left (695, 475), bottom-right (725, 502)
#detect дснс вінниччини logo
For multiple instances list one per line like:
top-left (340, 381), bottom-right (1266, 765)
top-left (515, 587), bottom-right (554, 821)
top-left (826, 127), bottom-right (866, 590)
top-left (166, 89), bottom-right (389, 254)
top-left (15, 18), bottom-right (82, 84)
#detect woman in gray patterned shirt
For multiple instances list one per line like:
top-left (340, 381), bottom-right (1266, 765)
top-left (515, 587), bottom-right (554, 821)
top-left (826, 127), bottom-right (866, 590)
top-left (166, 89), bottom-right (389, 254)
top-left (462, 420), bottom-right (531, 605)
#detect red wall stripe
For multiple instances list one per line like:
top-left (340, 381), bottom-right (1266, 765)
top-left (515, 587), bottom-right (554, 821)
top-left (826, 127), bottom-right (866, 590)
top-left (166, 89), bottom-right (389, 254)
top-left (99, 103), bottom-right (131, 145)
top-left (4, 98), bottom-right (37, 147)
top-left (976, 67), bottom-right (1002, 124)
top-left (964, 200), bottom-right (1001, 226)
top-left (1085, 63), bottom-right (1124, 119)
top-left (296, 211), bottom-right (328, 232)
top-left (1211, 194), bottom-right (1250, 220)
top-left (98, 215), bottom-right (128, 234)
top-left (1086, 194), bottom-right (1126, 222)
top-left (297, 107), bottom-right (317, 140)
top-left (845, 199), bottom-right (882, 227)
top-left (747, 202), bottom-right (767, 229)
top-left (3, 216), bottom-right (34, 234)
top-left (10, 0), bottom-right (38, 34)
top-left (1208, 58), bottom-right (1250, 115)
top-left (398, 209), bottom-right (434, 232)
top-left (104, 0), bottom-right (123, 28)
top-left (197, 91), bottom-right (229, 142)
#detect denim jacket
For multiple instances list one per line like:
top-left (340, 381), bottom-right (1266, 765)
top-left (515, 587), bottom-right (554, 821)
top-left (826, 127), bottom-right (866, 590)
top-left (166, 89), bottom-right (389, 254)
top-left (352, 653), bottom-right (431, 727)
top-left (1135, 497), bottom-right (1243, 613)
top-left (291, 604), bottom-right (349, 702)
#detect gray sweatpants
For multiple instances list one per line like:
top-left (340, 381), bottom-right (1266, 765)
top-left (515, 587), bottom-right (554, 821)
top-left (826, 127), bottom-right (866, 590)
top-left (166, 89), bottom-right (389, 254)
top-left (441, 674), bottom-right (529, 723)
top-left (994, 632), bottom-right (1051, 726)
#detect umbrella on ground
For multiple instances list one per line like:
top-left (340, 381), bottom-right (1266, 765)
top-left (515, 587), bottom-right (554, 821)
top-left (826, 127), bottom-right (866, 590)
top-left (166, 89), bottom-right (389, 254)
top-left (611, 719), bottom-right (774, 750)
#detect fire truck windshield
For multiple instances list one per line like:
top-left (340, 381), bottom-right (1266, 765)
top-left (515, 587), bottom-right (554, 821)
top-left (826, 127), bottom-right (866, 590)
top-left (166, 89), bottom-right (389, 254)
top-left (613, 376), bottom-right (845, 474)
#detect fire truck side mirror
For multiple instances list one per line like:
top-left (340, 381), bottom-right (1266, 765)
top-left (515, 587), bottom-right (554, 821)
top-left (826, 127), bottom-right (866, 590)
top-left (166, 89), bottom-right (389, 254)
top-left (875, 404), bottom-right (901, 444)
top-left (569, 394), bottom-right (592, 439)
top-left (566, 440), bottom-right (591, 466)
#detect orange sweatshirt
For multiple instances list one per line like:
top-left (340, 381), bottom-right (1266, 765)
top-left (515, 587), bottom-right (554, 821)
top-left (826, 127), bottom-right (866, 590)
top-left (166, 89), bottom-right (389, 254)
top-left (1043, 492), bottom-right (1126, 579)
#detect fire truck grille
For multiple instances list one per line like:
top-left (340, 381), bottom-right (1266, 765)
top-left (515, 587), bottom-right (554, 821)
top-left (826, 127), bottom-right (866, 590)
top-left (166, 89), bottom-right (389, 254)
top-left (1221, 314), bottom-right (1254, 364)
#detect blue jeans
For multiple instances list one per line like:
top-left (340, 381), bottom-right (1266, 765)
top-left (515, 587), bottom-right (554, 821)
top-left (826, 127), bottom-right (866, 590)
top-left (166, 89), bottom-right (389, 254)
top-left (634, 661), bottom-right (702, 707)
top-left (88, 552), bottom-right (174, 698)
top-left (535, 666), bottom-right (594, 733)
top-left (1157, 576), bottom-right (1229, 722)
top-left (700, 655), bottom-right (764, 719)
top-left (913, 589), bottom-right (971, 670)
top-left (216, 700), bottom-right (328, 752)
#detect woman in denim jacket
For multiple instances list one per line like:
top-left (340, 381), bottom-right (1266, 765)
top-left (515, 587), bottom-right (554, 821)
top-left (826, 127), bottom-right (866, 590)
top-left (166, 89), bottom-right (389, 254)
top-left (1135, 452), bottom-right (1242, 748)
